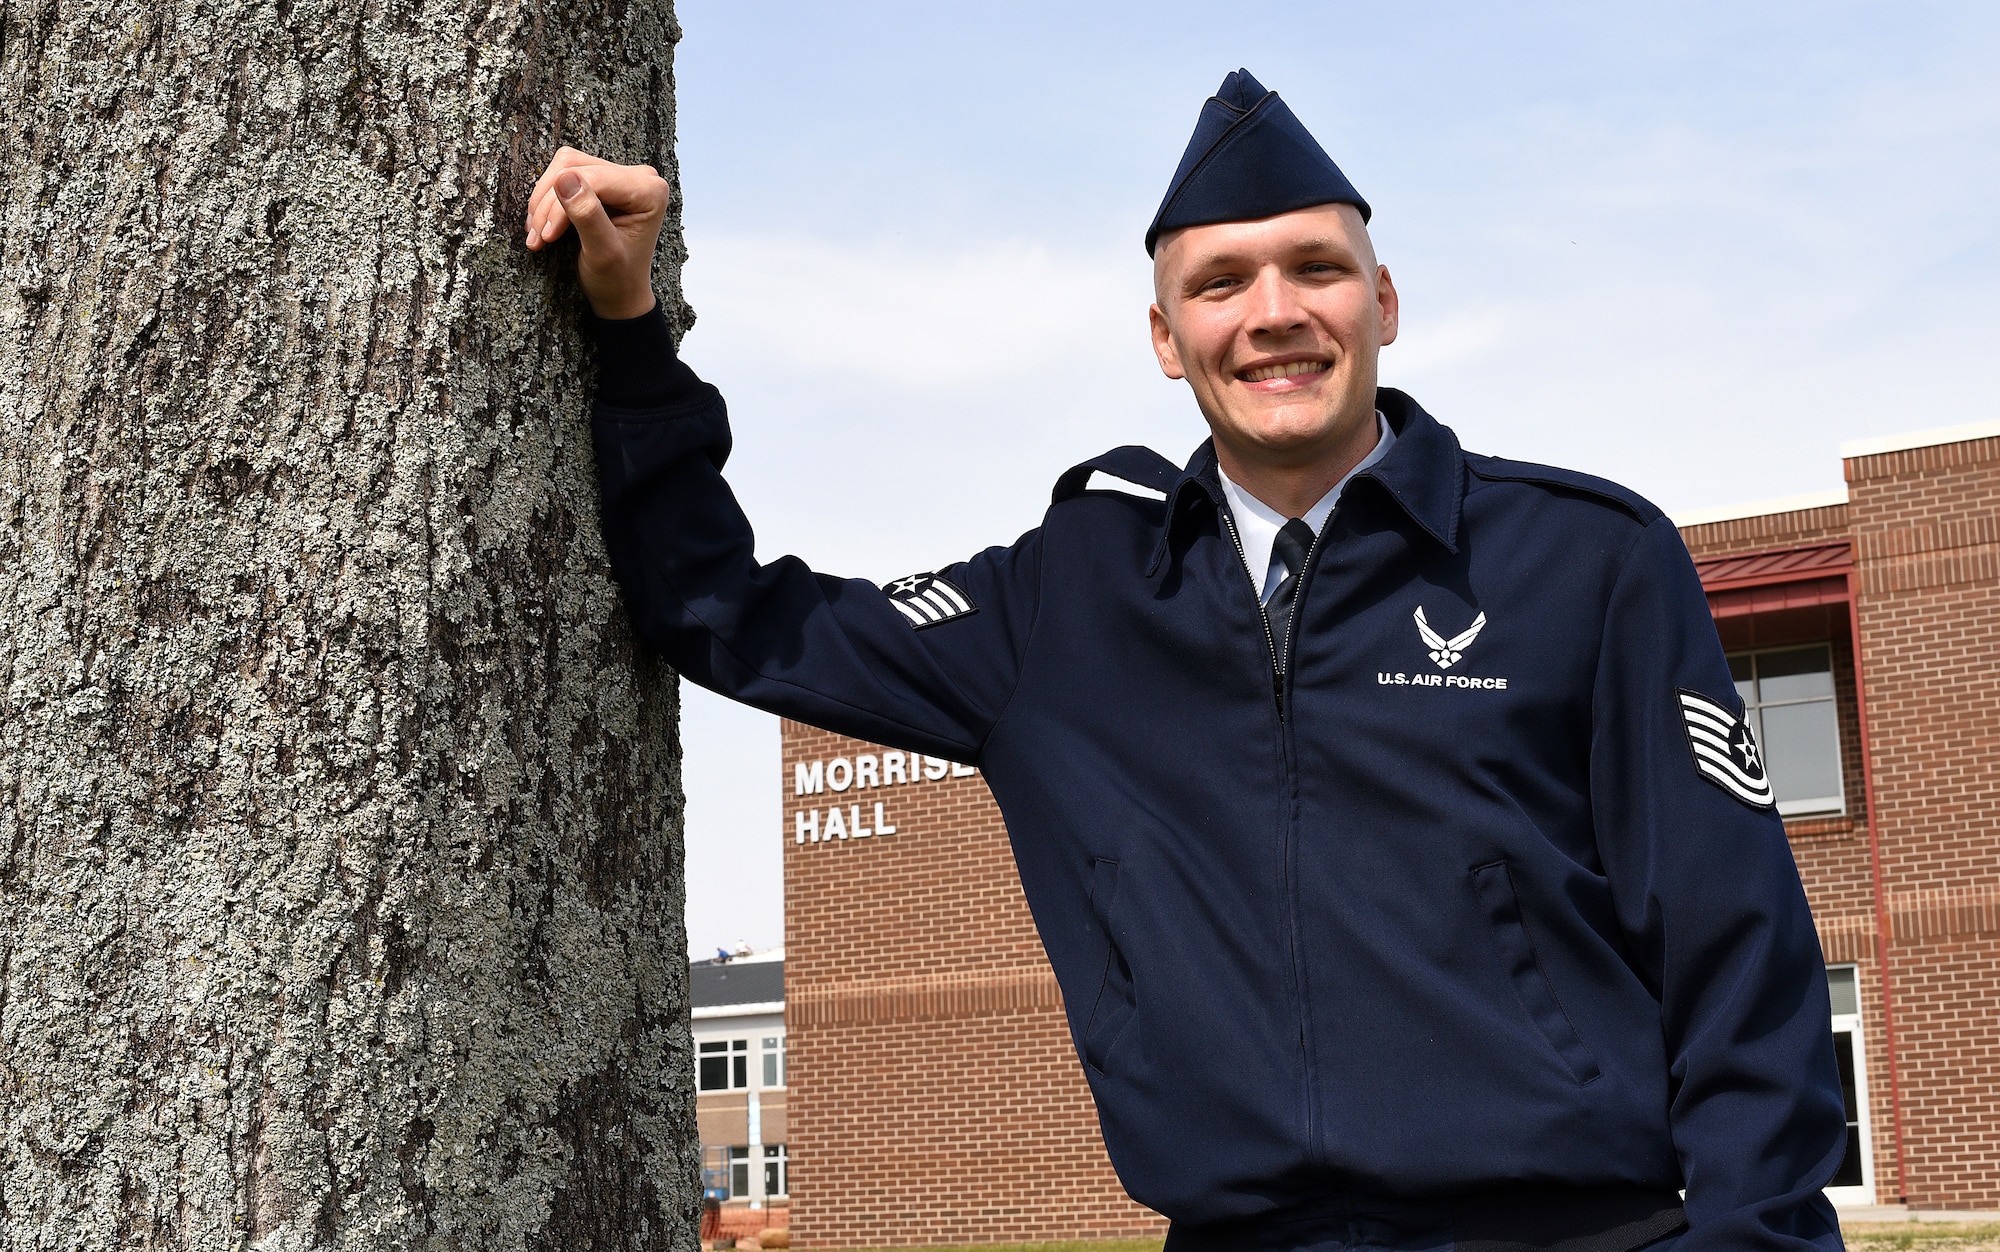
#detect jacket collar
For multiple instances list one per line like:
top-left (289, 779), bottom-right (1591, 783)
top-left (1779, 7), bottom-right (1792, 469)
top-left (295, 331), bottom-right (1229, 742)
top-left (1148, 387), bottom-right (1463, 576)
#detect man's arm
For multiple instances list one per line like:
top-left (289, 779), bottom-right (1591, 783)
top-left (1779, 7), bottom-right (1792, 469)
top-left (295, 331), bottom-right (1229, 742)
top-left (1590, 517), bottom-right (1847, 1251)
top-left (527, 151), bottom-right (1041, 759)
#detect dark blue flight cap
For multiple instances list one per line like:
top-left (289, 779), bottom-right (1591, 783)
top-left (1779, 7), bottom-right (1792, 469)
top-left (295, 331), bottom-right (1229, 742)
top-left (1145, 69), bottom-right (1371, 257)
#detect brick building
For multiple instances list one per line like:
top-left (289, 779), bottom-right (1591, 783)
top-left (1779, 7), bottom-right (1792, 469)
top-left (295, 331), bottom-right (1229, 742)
top-left (1675, 418), bottom-right (2000, 1211)
top-left (693, 951), bottom-right (790, 1242)
top-left (776, 419), bottom-right (2000, 1246)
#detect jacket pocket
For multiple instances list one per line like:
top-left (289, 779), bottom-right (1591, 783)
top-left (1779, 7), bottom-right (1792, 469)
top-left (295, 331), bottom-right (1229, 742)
top-left (1083, 857), bottom-right (1136, 1073)
top-left (1470, 859), bottom-right (1602, 1085)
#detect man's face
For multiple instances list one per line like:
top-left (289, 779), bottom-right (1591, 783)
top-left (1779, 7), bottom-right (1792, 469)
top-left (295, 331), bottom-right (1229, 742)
top-left (1149, 204), bottom-right (1398, 474)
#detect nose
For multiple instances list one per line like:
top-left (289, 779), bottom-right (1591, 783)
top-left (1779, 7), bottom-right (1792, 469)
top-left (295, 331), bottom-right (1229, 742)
top-left (1245, 266), bottom-right (1308, 338)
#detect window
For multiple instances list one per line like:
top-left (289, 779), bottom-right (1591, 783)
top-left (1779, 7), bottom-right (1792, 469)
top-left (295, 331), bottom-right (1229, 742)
top-left (761, 1035), bottom-right (786, 1088)
top-left (698, 1038), bottom-right (749, 1091)
top-left (700, 1145), bottom-right (731, 1200)
top-left (763, 1143), bottom-right (789, 1197)
top-left (1729, 646), bottom-right (1845, 816)
top-left (1824, 965), bottom-right (1875, 1203)
top-left (701, 1144), bottom-right (771, 1200)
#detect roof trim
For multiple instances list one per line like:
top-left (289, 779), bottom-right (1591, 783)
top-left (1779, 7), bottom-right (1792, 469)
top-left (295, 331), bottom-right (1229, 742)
top-left (1695, 541), bottom-right (1853, 593)
top-left (1839, 419), bottom-right (2000, 460)
top-left (1672, 488), bottom-right (1849, 529)
top-left (692, 1001), bottom-right (784, 1020)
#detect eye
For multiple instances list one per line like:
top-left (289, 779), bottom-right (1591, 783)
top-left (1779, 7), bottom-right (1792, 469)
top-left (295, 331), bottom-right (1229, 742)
top-left (1195, 274), bottom-right (1240, 295)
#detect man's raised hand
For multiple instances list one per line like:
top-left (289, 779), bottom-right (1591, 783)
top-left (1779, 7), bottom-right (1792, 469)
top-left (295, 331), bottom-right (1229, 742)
top-left (524, 147), bottom-right (670, 321)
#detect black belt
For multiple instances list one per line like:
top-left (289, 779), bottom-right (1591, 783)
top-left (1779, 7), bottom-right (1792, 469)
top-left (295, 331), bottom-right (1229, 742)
top-left (1164, 1184), bottom-right (1686, 1252)
top-left (1449, 1184), bottom-right (1687, 1252)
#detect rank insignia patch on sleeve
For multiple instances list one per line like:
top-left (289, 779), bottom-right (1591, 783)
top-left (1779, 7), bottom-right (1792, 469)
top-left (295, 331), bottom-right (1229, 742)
top-left (883, 572), bottom-right (978, 630)
top-left (1676, 688), bottom-right (1775, 809)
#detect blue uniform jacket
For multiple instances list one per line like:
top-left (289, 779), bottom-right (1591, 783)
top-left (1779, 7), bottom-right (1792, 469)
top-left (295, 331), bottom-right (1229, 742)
top-left (587, 310), bottom-right (1847, 1250)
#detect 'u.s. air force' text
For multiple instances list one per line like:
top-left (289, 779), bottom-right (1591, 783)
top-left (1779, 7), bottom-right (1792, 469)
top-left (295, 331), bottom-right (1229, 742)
top-left (1379, 672), bottom-right (1509, 689)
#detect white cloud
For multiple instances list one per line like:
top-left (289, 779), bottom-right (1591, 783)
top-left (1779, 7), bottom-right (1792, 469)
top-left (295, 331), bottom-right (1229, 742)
top-left (684, 231), bottom-right (1152, 387)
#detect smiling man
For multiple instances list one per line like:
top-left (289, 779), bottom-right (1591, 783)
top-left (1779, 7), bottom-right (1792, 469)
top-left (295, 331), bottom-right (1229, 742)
top-left (528, 70), bottom-right (1846, 1252)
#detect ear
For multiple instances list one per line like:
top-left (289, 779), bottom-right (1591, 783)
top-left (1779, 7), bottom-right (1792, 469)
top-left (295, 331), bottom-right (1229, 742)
top-left (1149, 303), bottom-right (1186, 380)
top-left (1375, 265), bottom-right (1400, 347)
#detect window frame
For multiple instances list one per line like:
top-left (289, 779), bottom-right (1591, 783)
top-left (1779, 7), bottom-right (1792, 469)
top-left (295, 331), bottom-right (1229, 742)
top-left (697, 1037), bottom-right (751, 1092)
top-left (760, 1034), bottom-right (786, 1089)
top-left (1727, 644), bottom-right (1847, 818)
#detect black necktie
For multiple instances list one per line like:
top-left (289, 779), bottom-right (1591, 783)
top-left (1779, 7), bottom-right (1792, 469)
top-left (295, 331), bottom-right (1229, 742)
top-left (1264, 518), bottom-right (1315, 670)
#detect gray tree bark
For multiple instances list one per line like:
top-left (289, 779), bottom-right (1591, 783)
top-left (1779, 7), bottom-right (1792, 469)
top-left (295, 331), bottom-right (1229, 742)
top-left (0, 0), bottom-right (696, 1246)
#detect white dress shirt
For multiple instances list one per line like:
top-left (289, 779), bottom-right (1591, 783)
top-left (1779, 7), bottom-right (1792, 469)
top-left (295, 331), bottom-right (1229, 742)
top-left (1216, 412), bottom-right (1397, 604)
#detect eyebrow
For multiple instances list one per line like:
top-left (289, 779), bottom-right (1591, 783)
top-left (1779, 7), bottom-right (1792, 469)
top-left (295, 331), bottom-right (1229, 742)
top-left (1183, 238), bottom-right (1355, 273)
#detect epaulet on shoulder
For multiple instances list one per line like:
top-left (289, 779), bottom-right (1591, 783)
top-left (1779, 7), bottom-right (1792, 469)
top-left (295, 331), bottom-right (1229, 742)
top-left (1052, 445), bottom-right (1181, 505)
top-left (1464, 452), bottom-right (1663, 525)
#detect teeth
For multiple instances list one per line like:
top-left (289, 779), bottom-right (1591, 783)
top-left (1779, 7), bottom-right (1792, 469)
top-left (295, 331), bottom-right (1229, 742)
top-left (1243, 361), bottom-right (1329, 383)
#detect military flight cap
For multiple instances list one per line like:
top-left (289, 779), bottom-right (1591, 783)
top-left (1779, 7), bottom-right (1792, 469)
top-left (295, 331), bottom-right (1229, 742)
top-left (1145, 68), bottom-right (1371, 257)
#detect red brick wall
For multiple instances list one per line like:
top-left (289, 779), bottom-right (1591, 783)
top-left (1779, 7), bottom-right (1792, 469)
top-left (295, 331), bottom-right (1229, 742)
top-left (780, 721), bottom-right (1167, 1249)
top-left (1680, 501), bottom-right (1852, 561)
top-left (1843, 434), bottom-right (2000, 1208)
top-left (1676, 433), bottom-right (2000, 1209)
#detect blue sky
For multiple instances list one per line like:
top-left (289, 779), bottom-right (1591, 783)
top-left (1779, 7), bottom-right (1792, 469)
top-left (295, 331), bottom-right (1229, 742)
top-left (663, 1), bottom-right (2000, 956)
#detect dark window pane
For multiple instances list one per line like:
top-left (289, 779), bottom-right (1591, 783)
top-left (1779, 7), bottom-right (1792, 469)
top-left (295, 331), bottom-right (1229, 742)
top-left (1757, 646), bottom-right (1834, 702)
top-left (732, 1054), bottom-right (747, 1089)
top-left (1763, 700), bottom-right (1843, 811)
top-left (1833, 1125), bottom-right (1864, 1188)
top-left (699, 1056), bottom-right (730, 1091)
top-left (1830, 1031), bottom-right (1864, 1187)
top-left (1729, 653), bottom-right (1755, 705)
top-left (1828, 966), bottom-right (1858, 1017)
top-left (1834, 1032), bottom-right (1859, 1114)
top-left (699, 1041), bottom-right (726, 1053)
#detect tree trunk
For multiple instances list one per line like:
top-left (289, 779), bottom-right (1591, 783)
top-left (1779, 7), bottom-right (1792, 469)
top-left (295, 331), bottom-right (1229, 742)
top-left (0, 0), bottom-right (695, 1245)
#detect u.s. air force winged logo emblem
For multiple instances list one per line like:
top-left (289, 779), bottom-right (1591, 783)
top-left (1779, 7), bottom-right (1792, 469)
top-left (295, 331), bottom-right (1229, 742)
top-left (1414, 605), bottom-right (1486, 670)
top-left (1676, 688), bottom-right (1775, 809)
top-left (883, 571), bottom-right (977, 630)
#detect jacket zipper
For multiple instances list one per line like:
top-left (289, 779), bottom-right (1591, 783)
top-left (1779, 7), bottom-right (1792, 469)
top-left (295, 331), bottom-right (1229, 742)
top-left (1219, 504), bottom-right (1315, 1161)
top-left (1281, 522), bottom-right (1329, 682)
top-left (1218, 510), bottom-right (1286, 715)
top-left (1282, 511), bottom-right (1338, 1169)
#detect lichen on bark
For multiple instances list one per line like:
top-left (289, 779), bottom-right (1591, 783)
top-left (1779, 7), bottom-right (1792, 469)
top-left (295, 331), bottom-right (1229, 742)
top-left (0, 0), bottom-right (696, 1246)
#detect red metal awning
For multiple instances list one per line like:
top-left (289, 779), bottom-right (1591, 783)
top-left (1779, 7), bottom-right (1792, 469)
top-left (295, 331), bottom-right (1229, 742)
top-left (1693, 541), bottom-right (1852, 619)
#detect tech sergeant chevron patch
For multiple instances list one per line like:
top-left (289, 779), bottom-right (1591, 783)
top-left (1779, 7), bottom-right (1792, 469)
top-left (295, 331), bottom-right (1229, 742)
top-left (883, 571), bottom-right (978, 630)
top-left (1676, 688), bottom-right (1775, 810)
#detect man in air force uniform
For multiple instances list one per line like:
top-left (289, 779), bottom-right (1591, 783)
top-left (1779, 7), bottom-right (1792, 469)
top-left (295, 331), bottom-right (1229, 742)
top-left (525, 70), bottom-right (1847, 1252)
